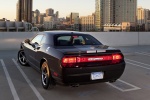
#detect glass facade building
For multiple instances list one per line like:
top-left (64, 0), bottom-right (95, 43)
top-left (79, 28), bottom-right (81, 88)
top-left (95, 0), bottom-right (103, 31)
top-left (16, 0), bottom-right (33, 23)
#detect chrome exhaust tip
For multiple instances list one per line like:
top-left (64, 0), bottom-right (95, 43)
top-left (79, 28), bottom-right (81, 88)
top-left (70, 84), bottom-right (80, 87)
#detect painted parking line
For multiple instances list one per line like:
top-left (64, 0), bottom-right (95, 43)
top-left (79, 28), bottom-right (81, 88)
top-left (0, 59), bottom-right (20, 100)
top-left (126, 59), bottom-right (150, 67)
top-left (135, 52), bottom-right (150, 56)
top-left (126, 61), bottom-right (150, 70)
top-left (126, 58), bottom-right (150, 70)
top-left (12, 59), bottom-right (45, 100)
top-left (106, 79), bottom-right (141, 92)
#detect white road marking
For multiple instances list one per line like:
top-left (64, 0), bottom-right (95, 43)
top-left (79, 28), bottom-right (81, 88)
top-left (106, 79), bottom-right (141, 92)
top-left (12, 59), bottom-right (44, 100)
top-left (135, 52), bottom-right (150, 56)
top-left (126, 58), bottom-right (150, 67)
top-left (0, 59), bottom-right (20, 100)
top-left (140, 52), bottom-right (150, 54)
top-left (126, 61), bottom-right (150, 70)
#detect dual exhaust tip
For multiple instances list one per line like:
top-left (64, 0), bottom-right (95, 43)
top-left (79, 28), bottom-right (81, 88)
top-left (69, 80), bottom-right (117, 87)
top-left (70, 84), bottom-right (80, 87)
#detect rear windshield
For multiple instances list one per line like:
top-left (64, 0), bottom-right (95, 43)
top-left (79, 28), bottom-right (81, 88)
top-left (54, 34), bottom-right (102, 46)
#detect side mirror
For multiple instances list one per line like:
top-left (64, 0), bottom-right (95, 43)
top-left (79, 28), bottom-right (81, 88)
top-left (24, 39), bottom-right (31, 44)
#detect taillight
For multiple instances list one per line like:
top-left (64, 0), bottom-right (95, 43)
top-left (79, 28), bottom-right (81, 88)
top-left (61, 54), bottom-right (123, 67)
top-left (112, 54), bottom-right (122, 64)
top-left (77, 56), bottom-right (112, 63)
top-left (112, 54), bottom-right (122, 60)
top-left (62, 57), bottom-right (76, 64)
top-left (62, 57), bottom-right (77, 68)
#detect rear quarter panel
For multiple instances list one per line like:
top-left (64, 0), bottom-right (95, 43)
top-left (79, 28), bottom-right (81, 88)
top-left (37, 44), bottom-right (64, 78)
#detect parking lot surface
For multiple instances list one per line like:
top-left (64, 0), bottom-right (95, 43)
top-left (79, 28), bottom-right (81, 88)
top-left (1, 46), bottom-right (150, 100)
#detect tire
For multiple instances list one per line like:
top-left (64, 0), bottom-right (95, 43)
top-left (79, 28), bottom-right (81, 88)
top-left (41, 61), bottom-right (55, 89)
top-left (18, 50), bottom-right (28, 66)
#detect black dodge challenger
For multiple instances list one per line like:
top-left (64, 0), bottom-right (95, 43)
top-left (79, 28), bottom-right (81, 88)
top-left (18, 31), bottom-right (125, 89)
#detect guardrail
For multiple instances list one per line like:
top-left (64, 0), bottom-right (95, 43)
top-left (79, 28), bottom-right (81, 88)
top-left (0, 32), bottom-right (150, 50)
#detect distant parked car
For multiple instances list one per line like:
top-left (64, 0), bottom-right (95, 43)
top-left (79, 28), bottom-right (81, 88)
top-left (18, 31), bottom-right (125, 89)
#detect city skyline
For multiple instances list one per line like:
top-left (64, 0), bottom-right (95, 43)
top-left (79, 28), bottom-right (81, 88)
top-left (0, 0), bottom-right (149, 21)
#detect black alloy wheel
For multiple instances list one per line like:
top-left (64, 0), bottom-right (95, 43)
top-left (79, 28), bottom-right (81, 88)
top-left (18, 50), bottom-right (28, 66)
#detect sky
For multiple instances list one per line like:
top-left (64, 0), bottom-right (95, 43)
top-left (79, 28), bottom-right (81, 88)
top-left (0, 0), bottom-right (149, 21)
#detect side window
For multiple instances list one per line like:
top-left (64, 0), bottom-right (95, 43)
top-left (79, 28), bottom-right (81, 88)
top-left (57, 36), bottom-right (71, 46)
top-left (31, 35), bottom-right (43, 45)
top-left (41, 36), bottom-right (46, 44)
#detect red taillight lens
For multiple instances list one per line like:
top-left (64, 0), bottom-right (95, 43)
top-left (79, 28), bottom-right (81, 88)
top-left (112, 54), bottom-right (122, 64)
top-left (112, 54), bottom-right (122, 60)
top-left (61, 54), bottom-right (123, 67)
top-left (62, 57), bottom-right (76, 64)
top-left (77, 56), bottom-right (112, 63)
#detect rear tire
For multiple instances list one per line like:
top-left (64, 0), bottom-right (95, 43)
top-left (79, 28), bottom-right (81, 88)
top-left (41, 61), bottom-right (55, 89)
top-left (18, 50), bottom-right (28, 66)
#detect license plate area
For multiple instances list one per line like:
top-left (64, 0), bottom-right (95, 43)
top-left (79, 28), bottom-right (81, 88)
top-left (91, 72), bottom-right (104, 80)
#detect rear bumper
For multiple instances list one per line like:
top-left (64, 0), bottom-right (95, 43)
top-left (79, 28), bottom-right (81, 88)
top-left (61, 62), bottom-right (125, 85)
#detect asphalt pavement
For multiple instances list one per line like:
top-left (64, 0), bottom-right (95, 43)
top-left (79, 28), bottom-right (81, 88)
top-left (0, 46), bottom-right (150, 100)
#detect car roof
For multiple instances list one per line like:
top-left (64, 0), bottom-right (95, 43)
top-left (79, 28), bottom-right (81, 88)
top-left (38, 31), bottom-right (87, 35)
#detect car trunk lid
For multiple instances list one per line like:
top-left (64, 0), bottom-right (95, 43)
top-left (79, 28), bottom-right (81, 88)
top-left (56, 45), bottom-right (124, 68)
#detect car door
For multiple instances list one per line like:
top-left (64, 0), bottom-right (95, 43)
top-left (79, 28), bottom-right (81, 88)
top-left (28, 35), bottom-right (44, 68)
top-left (34, 35), bottom-right (47, 69)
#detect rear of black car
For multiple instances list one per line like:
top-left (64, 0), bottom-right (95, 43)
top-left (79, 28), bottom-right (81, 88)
top-left (53, 33), bottom-right (125, 85)
top-left (61, 51), bottom-right (125, 85)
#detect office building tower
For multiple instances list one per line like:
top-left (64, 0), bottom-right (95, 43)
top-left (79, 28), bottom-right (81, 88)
top-left (137, 7), bottom-right (150, 31)
top-left (103, 0), bottom-right (115, 24)
top-left (137, 7), bottom-right (149, 25)
top-left (33, 9), bottom-right (40, 24)
top-left (55, 11), bottom-right (59, 18)
top-left (115, 0), bottom-right (137, 23)
top-left (38, 13), bottom-right (46, 24)
top-left (46, 8), bottom-right (54, 16)
top-left (95, 0), bottom-right (137, 30)
top-left (70, 12), bottom-right (79, 24)
top-left (16, 0), bottom-right (33, 23)
top-left (95, 0), bottom-right (102, 30)
top-left (80, 14), bottom-right (95, 31)
top-left (16, 2), bottom-right (20, 21)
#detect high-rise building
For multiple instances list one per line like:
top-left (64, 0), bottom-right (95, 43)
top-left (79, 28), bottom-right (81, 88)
top-left (38, 13), bottom-right (46, 24)
top-left (115, 0), bottom-right (137, 23)
top-left (80, 15), bottom-right (95, 31)
top-left (95, 0), bottom-right (137, 30)
top-left (16, 2), bottom-right (20, 21)
top-left (103, 0), bottom-right (115, 24)
top-left (70, 12), bottom-right (80, 30)
top-left (55, 11), bottom-right (59, 18)
top-left (95, 0), bottom-right (102, 30)
top-left (137, 7), bottom-right (149, 25)
top-left (16, 0), bottom-right (33, 23)
top-left (46, 8), bottom-right (54, 16)
top-left (70, 12), bottom-right (79, 24)
top-left (137, 7), bottom-right (150, 31)
top-left (33, 9), bottom-right (40, 24)
top-left (43, 16), bottom-right (55, 30)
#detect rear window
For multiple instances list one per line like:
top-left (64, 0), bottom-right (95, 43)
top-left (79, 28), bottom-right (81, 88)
top-left (54, 34), bottom-right (102, 46)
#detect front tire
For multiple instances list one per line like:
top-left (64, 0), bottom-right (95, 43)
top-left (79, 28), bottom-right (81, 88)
top-left (18, 50), bottom-right (28, 66)
top-left (41, 61), bottom-right (55, 89)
